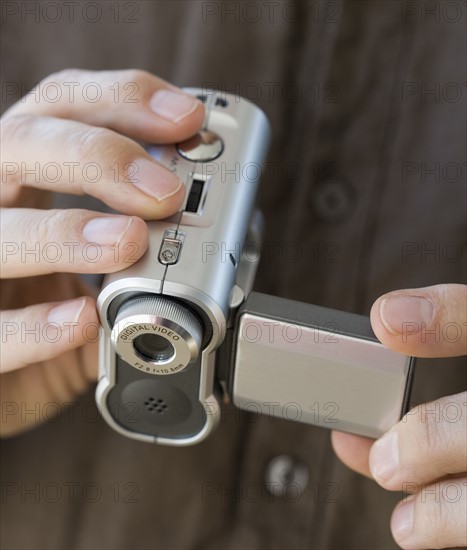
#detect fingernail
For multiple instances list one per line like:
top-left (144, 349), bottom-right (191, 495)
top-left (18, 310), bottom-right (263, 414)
top-left (131, 158), bottom-right (182, 201)
top-left (48, 298), bottom-right (86, 325)
top-left (370, 431), bottom-right (399, 482)
top-left (380, 295), bottom-right (434, 335)
top-left (391, 498), bottom-right (414, 542)
top-left (150, 89), bottom-right (199, 123)
top-left (82, 216), bottom-right (132, 245)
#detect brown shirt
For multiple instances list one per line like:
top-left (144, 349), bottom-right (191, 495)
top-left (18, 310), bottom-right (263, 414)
top-left (1, 1), bottom-right (466, 549)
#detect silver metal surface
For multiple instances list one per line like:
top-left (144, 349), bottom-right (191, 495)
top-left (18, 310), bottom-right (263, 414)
top-left (96, 89), bottom-right (271, 444)
top-left (177, 130), bottom-right (224, 162)
top-left (233, 313), bottom-right (413, 439)
top-left (95, 338), bottom-right (222, 446)
top-left (102, 88), bottom-right (271, 321)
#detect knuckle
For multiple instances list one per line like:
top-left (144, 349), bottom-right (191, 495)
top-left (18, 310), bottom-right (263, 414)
top-left (1, 113), bottom-right (32, 143)
top-left (41, 209), bottom-right (70, 244)
top-left (416, 398), bottom-right (462, 462)
top-left (432, 283), bottom-right (450, 323)
top-left (418, 492), bottom-right (458, 548)
top-left (120, 68), bottom-right (151, 84)
top-left (116, 69), bottom-right (153, 99)
top-left (417, 509), bottom-right (440, 547)
top-left (430, 283), bottom-right (467, 327)
top-left (1, 115), bottom-right (35, 200)
top-left (71, 127), bottom-right (138, 193)
top-left (74, 126), bottom-right (113, 158)
top-left (41, 68), bottom-right (83, 86)
top-left (75, 126), bottom-right (134, 161)
top-left (418, 413), bottom-right (445, 458)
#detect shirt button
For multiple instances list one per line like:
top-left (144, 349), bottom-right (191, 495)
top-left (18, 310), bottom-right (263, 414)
top-left (309, 179), bottom-right (355, 223)
top-left (265, 455), bottom-right (309, 498)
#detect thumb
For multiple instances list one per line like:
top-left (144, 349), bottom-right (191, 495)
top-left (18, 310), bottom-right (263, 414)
top-left (370, 283), bottom-right (467, 358)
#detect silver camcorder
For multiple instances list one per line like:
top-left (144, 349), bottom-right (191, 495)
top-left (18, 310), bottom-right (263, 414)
top-left (96, 89), bottom-right (414, 445)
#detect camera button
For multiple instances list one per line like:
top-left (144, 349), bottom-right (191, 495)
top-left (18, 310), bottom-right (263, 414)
top-left (177, 130), bottom-right (224, 163)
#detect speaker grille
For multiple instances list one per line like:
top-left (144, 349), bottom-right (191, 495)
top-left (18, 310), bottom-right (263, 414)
top-left (144, 397), bottom-right (169, 414)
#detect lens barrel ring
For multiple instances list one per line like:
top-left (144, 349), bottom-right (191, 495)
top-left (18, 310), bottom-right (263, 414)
top-left (111, 296), bottom-right (203, 376)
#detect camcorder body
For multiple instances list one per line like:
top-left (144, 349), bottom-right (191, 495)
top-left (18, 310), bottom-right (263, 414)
top-left (96, 89), bottom-right (414, 445)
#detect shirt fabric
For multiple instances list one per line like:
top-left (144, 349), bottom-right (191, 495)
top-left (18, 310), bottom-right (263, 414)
top-left (1, 1), bottom-right (466, 549)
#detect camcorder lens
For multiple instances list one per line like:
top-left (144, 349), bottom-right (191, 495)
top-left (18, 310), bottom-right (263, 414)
top-left (133, 333), bottom-right (175, 363)
top-left (112, 295), bottom-right (203, 374)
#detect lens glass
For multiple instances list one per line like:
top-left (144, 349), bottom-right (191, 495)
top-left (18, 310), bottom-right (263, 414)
top-left (133, 333), bottom-right (175, 363)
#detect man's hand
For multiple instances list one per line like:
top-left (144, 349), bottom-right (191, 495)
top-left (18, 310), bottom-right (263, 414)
top-left (332, 284), bottom-right (467, 550)
top-left (0, 69), bottom-right (204, 436)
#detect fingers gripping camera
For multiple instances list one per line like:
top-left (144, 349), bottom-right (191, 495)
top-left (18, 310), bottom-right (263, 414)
top-left (96, 89), bottom-right (414, 445)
